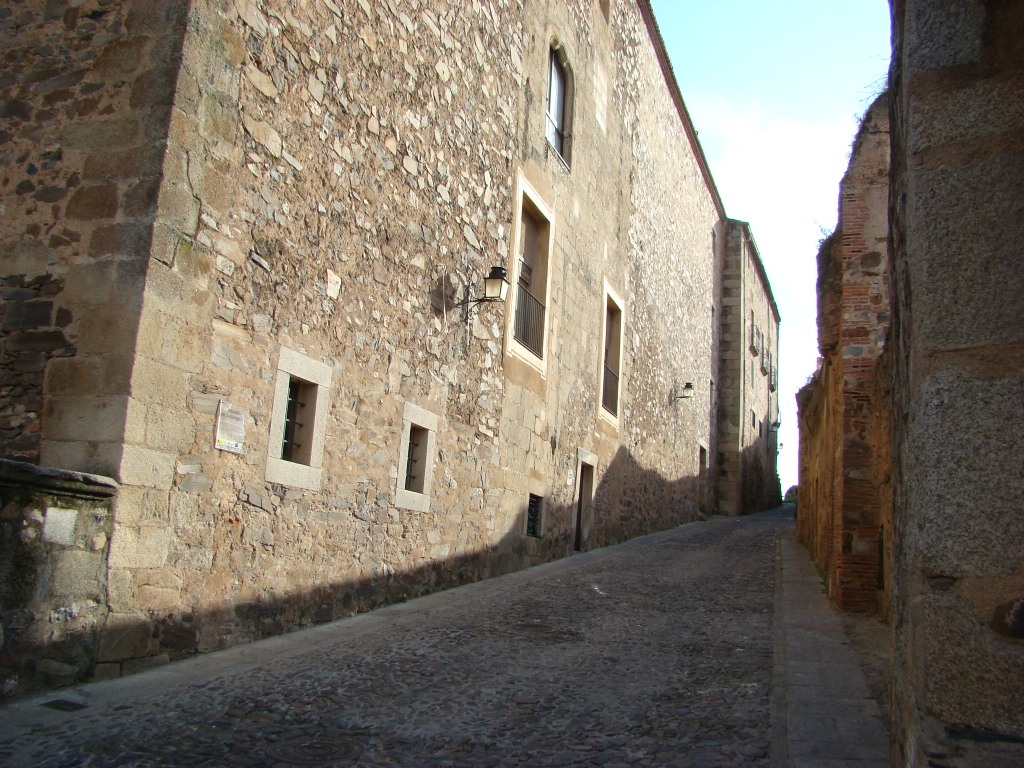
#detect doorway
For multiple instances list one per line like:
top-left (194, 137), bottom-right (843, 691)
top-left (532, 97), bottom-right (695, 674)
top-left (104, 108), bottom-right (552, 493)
top-left (575, 462), bottom-right (594, 551)
top-left (697, 445), bottom-right (708, 514)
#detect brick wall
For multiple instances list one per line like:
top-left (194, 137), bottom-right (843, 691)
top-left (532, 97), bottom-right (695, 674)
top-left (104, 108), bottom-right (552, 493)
top-left (796, 93), bottom-right (890, 613)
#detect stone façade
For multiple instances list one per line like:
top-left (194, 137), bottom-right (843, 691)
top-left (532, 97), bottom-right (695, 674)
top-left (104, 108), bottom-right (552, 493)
top-left (717, 219), bottom-right (781, 517)
top-left (0, 0), bottom-right (781, 696)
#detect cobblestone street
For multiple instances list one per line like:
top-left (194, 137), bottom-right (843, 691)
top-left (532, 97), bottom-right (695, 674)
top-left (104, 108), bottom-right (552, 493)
top-left (1, 510), bottom-right (839, 767)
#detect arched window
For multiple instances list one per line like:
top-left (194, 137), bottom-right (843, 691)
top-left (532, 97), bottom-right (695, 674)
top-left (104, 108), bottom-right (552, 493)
top-left (545, 46), bottom-right (573, 165)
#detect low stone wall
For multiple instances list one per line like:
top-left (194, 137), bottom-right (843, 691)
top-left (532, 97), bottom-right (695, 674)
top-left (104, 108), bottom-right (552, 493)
top-left (0, 459), bottom-right (117, 699)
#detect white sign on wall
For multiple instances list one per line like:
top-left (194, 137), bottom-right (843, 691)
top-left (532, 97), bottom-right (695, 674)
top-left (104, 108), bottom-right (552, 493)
top-left (215, 401), bottom-right (248, 454)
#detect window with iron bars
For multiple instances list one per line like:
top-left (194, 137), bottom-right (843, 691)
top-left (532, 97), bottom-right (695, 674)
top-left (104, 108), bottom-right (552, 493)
top-left (514, 281), bottom-right (546, 358)
top-left (282, 377), bottom-right (317, 465)
top-left (526, 493), bottom-right (543, 538)
top-left (265, 347), bottom-right (332, 491)
top-left (512, 199), bottom-right (549, 360)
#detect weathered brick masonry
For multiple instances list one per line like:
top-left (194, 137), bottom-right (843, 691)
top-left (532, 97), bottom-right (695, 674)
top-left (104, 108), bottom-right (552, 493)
top-left (797, 94), bottom-right (890, 614)
top-left (0, 0), bottom-right (781, 695)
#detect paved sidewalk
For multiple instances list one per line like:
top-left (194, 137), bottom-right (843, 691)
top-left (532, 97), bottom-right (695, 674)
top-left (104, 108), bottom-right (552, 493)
top-left (772, 528), bottom-right (890, 767)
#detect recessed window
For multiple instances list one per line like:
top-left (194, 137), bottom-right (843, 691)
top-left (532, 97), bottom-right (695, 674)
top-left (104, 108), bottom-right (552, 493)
top-left (395, 402), bottom-right (439, 512)
top-left (600, 280), bottom-right (625, 425)
top-left (545, 46), bottom-right (573, 165)
top-left (404, 424), bottom-right (429, 493)
top-left (602, 294), bottom-right (622, 416)
top-left (282, 377), bottom-right (316, 464)
top-left (266, 348), bottom-right (332, 490)
top-left (526, 493), bottom-right (544, 538)
top-left (508, 175), bottom-right (555, 371)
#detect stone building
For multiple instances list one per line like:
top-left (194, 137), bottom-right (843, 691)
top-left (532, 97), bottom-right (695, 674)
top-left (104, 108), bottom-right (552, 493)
top-left (0, 0), bottom-right (780, 694)
top-left (798, 1), bottom-right (1024, 763)
top-left (796, 93), bottom-right (891, 615)
top-left (717, 219), bottom-right (780, 516)
top-left (888, 0), bottom-right (1024, 763)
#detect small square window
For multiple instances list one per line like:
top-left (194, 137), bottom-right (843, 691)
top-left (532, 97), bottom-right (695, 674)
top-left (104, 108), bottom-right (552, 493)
top-left (266, 348), bottom-right (332, 491)
top-left (526, 493), bottom-right (544, 538)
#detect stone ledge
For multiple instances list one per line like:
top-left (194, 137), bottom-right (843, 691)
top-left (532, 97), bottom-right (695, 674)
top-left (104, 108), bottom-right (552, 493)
top-left (0, 458), bottom-right (119, 499)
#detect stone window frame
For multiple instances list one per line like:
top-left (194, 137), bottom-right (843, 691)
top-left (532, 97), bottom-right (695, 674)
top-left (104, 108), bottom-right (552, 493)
top-left (598, 278), bottom-right (625, 430)
top-left (395, 401), bottom-right (439, 513)
top-left (506, 172), bottom-right (556, 377)
top-left (265, 347), bottom-right (332, 491)
top-left (545, 42), bottom-right (574, 168)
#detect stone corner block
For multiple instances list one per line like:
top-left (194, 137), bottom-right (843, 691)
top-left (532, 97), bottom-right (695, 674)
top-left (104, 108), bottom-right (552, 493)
top-left (108, 524), bottom-right (172, 570)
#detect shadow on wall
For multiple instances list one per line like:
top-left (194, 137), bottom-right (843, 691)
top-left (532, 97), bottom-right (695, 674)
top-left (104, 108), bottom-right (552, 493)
top-left (0, 445), bottom-right (700, 700)
top-left (738, 436), bottom-right (781, 515)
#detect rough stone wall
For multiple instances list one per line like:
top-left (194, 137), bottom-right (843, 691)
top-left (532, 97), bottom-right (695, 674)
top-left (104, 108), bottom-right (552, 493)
top-left (0, 1), bottom-right (188, 471)
top-left (592, 0), bottom-right (722, 540)
top-left (101, 0), bottom-right (531, 663)
top-left (88, 0), bottom-right (737, 673)
top-left (796, 95), bottom-right (891, 613)
top-left (716, 220), bottom-right (780, 515)
top-left (0, 0), bottom-right (776, 686)
top-left (0, 459), bottom-right (117, 698)
top-left (888, 0), bottom-right (1024, 763)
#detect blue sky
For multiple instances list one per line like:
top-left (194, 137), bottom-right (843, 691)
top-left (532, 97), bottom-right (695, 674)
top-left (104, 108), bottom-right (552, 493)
top-left (650, 0), bottom-right (891, 490)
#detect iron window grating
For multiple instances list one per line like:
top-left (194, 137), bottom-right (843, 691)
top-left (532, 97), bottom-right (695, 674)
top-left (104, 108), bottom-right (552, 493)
top-left (282, 376), bottom-right (315, 464)
top-left (526, 493), bottom-right (543, 538)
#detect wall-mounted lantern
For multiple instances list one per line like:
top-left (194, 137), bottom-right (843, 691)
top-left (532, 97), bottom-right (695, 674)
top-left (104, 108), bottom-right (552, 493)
top-left (672, 382), bottom-right (695, 401)
top-left (454, 266), bottom-right (510, 311)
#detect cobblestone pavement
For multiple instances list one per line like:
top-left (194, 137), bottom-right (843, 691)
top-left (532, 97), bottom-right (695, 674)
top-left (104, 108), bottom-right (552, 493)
top-left (1, 510), bottom-right (793, 767)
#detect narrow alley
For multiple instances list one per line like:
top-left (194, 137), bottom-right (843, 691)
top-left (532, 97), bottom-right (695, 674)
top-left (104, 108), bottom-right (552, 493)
top-left (0, 509), bottom-right (887, 767)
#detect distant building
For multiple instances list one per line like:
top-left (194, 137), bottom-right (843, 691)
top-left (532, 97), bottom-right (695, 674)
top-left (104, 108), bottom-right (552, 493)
top-left (717, 220), bottom-right (781, 516)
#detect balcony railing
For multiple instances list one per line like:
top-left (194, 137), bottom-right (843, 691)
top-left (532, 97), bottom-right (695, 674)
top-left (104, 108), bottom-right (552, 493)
top-left (514, 283), bottom-right (545, 358)
top-left (602, 364), bottom-right (619, 416)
